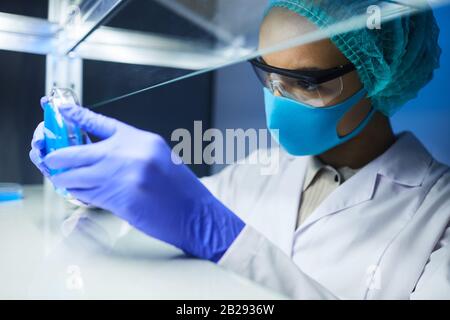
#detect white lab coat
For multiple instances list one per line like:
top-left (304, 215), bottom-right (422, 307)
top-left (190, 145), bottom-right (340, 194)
top-left (201, 132), bottom-right (450, 299)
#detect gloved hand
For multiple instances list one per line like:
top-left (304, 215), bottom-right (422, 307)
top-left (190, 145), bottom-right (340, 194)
top-left (30, 121), bottom-right (50, 178)
top-left (29, 101), bottom-right (245, 262)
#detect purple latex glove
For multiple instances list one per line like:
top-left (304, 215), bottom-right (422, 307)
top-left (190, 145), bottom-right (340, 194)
top-left (29, 121), bottom-right (50, 178)
top-left (30, 102), bottom-right (245, 262)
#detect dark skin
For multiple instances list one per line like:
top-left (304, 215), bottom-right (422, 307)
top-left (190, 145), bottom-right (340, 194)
top-left (259, 8), bottom-right (395, 169)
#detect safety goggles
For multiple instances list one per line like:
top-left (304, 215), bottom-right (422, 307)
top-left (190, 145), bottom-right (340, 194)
top-left (250, 57), bottom-right (356, 107)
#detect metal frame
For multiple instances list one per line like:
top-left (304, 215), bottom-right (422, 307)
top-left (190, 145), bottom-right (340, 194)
top-left (0, 12), bottom-right (57, 55)
top-left (75, 27), bottom-right (243, 70)
top-left (46, 0), bottom-right (83, 99)
top-left (0, 13), bottom-right (236, 69)
top-left (43, 0), bottom-right (84, 205)
top-left (0, 1), bottom-right (241, 70)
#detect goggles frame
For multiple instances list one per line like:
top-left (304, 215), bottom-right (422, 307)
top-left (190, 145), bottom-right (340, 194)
top-left (249, 57), bottom-right (356, 85)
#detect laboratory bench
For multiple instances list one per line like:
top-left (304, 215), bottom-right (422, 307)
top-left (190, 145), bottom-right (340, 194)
top-left (0, 186), bottom-right (282, 299)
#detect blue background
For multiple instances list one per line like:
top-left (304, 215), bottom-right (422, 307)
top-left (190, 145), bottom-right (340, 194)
top-left (390, 5), bottom-right (450, 165)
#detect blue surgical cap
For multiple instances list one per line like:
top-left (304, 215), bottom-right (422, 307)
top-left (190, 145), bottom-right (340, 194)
top-left (266, 0), bottom-right (441, 116)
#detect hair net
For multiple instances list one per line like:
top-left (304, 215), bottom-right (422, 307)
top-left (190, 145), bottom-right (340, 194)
top-left (265, 0), bottom-right (441, 116)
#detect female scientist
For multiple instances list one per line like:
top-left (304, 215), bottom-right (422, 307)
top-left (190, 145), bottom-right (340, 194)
top-left (30, 0), bottom-right (450, 299)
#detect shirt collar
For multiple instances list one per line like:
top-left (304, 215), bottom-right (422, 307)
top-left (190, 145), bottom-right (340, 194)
top-left (303, 157), bottom-right (359, 191)
top-left (303, 157), bottom-right (324, 191)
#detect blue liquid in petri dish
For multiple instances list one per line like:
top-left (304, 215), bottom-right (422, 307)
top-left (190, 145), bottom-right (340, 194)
top-left (0, 183), bottom-right (23, 202)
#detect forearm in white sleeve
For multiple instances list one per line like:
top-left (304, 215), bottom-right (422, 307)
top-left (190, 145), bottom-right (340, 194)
top-left (218, 225), bottom-right (338, 300)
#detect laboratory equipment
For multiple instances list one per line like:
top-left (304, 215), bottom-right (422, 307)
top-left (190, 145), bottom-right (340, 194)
top-left (43, 87), bottom-right (88, 205)
top-left (43, 87), bottom-right (87, 166)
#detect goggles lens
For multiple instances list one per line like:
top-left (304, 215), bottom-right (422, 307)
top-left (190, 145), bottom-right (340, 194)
top-left (252, 62), bottom-right (346, 107)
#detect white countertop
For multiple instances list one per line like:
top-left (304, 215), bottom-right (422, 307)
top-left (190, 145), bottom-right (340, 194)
top-left (0, 186), bottom-right (282, 299)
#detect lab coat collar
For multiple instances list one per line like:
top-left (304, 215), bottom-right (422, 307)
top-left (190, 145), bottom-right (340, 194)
top-left (294, 131), bottom-right (432, 234)
top-left (376, 131), bottom-right (432, 187)
top-left (267, 154), bottom-right (308, 255)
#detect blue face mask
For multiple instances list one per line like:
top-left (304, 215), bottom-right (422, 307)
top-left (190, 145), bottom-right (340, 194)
top-left (264, 87), bottom-right (374, 156)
